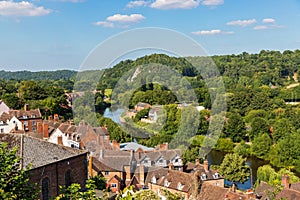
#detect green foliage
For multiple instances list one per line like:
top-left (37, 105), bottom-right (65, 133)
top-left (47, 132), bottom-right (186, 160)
top-left (256, 165), bottom-right (300, 187)
top-left (234, 141), bottom-right (250, 156)
top-left (55, 179), bottom-right (101, 200)
top-left (0, 142), bottom-right (39, 200)
top-left (215, 138), bottom-right (234, 152)
top-left (251, 133), bottom-right (273, 159)
top-left (223, 112), bottom-right (246, 142)
top-left (134, 190), bottom-right (160, 200)
top-left (217, 153), bottom-right (250, 184)
top-left (90, 175), bottom-right (107, 190)
top-left (134, 108), bottom-right (150, 122)
top-left (160, 189), bottom-right (184, 200)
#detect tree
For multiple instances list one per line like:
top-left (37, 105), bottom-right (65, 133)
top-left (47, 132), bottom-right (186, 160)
top-left (0, 142), bottom-right (38, 199)
top-left (217, 153), bottom-right (250, 186)
top-left (55, 179), bottom-right (101, 200)
top-left (251, 133), bottom-right (272, 159)
top-left (223, 112), bottom-right (246, 142)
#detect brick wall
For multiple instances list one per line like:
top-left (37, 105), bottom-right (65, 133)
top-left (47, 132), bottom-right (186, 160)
top-left (29, 153), bottom-right (88, 200)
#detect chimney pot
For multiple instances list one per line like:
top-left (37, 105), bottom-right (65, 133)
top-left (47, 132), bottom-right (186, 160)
top-left (54, 114), bottom-right (59, 122)
top-left (196, 158), bottom-right (200, 165)
top-left (57, 135), bottom-right (63, 145)
top-left (24, 104), bottom-right (29, 111)
top-left (282, 174), bottom-right (290, 189)
top-left (168, 163), bottom-right (174, 170)
top-left (48, 115), bottom-right (53, 121)
top-left (204, 159), bottom-right (209, 172)
top-left (43, 123), bottom-right (49, 139)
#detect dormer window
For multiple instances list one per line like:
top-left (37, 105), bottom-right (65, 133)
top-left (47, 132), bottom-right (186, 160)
top-left (213, 172), bottom-right (219, 179)
top-left (23, 115), bottom-right (28, 119)
top-left (201, 173), bottom-right (207, 180)
top-left (151, 176), bottom-right (157, 184)
top-left (177, 182), bottom-right (184, 190)
top-left (164, 180), bottom-right (170, 187)
top-left (31, 115), bottom-right (35, 118)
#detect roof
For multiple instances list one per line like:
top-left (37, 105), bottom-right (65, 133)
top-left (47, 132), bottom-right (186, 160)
top-left (255, 181), bottom-right (300, 200)
top-left (8, 109), bottom-right (42, 119)
top-left (198, 182), bottom-right (251, 200)
top-left (145, 167), bottom-right (193, 193)
top-left (120, 142), bottom-right (154, 152)
top-left (185, 162), bottom-right (224, 181)
top-left (0, 133), bottom-right (87, 170)
top-left (0, 100), bottom-right (10, 115)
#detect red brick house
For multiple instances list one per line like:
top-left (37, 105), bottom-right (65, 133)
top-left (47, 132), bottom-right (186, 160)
top-left (0, 133), bottom-right (88, 200)
top-left (8, 104), bottom-right (42, 133)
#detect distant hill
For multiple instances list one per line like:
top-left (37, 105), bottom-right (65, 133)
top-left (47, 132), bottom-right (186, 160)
top-left (0, 70), bottom-right (77, 80)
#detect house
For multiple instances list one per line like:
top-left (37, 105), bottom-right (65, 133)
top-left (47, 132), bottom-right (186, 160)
top-left (91, 146), bottom-right (184, 193)
top-left (184, 159), bottom-right (224, 188)
top-left (0, 100), bottom-right (10, 115)
top-left (7, 104), bottom-right (42, 132)
top-left (256, 175), bottom-right (300, 200)
top-left (145, 164), bottom-right (195, 200)
top-left (198, 182), bottom-right (256, 200)
top-left (47, 121), bottom-right (111, 151)
top-left (134, 102), bottom-right (151, 112)
top-left (0, 133), bottom-right (88, 200)
top-left (145, 159), bottom-right (225, 200)
top-left (0, 113), bottom-right (23, 133)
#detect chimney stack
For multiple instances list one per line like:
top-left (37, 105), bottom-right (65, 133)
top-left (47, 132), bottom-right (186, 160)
top-left (54, 114), bottom-right (59, 122)
top-left (43, 123), bottom-right (49, 139)
top-left (195, 158), bottom-right (200, 165)
top-left (245, 190), bottom-right (255, 200)
top-left (57, 135), bottom-right (63, 145)
top-left (37, 122), bottom-right (43, 134)
top-left (112, 140), bottom-right (120, 151)
top-left (168, 163), bottom-right (174, 170)
top-left (88, 155), bottom-right (93, 178)
top-left (48, 115), bottom-right (53, 121)
top-left (140, 163), bottom-right (145, 185)
top-left (99, 149), bottom-right (104, 159)
top-left (204, 159), bottom-right (209, 172)
top-left (282, 175), bottom-right (290, 189)
top-left (124, 165), bottom-right (131, 183)
top-left (24, 104), bottom-right (29, 111)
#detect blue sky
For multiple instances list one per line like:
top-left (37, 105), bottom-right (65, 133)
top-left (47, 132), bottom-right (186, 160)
top-left (0, 0), bottom-right (300, 71)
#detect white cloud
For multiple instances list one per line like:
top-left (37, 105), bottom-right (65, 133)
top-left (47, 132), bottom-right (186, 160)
top-left (93, 21), bottom-right (114, 28)
top-left (106, 14), bottom-right (145, 23)
top-left (126, 1), bottom-right (149, 8)
top-left (94, 14), bottom-right (145, 28)
top-left (150, 0), bottom-right (200, 10)
top-left (227, 19), bottom-right (257, 27)
top-left (202, 0), bottom-right (224, 6)
top-left (191, 29), bottom-right (234, 35)
top-left (0, 1), bottom-right (52, 17)
top-left (253, 25), bottom-right (268, 30)
top-left (262, 18), bottom-right (276, 24)
top-left (58, 0), bottom-right (85, 2)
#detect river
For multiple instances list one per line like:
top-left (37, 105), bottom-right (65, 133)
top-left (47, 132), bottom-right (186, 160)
top-left (104, 107), bottom-right (270, 190)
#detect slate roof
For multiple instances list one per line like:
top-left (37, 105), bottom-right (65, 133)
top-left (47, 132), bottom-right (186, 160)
top-left (0, 133), bottom-right (87, 170)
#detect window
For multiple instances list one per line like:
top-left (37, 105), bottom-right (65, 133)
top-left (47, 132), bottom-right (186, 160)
top-left (111, 183), bottom-right (117, 188)
top-left (24, 121), bottom-right (28, 126)
top-left (216, 181), bottom-right (220, 186)
top-left (42, 177), bottom-right (50, 200)
top-left (164, 180), bottom-right (170, 187)
top-left (159, 159), bottom-right (163, 163)
top-left (201, 173), bottom-right (207, 181)
top-left (175, 158), bottom-right (179, 162)
top-left (0, 128), bottom-right (4, 133)
top-left (213, 172), bottom-right (219, 179)
top-left (177, 182), bottom-right (184, 190)
top-left (65, 170), bottom-right (71, 187)
top-left (151, 176), bottom-right (157, 184)
top-left (105, 171), bottom-right (109, 175)
top-left (32, 121), bottom-right (36, 126)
